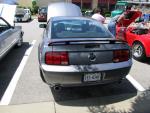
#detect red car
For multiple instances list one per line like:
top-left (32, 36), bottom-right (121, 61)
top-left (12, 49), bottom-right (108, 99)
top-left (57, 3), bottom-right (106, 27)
top-left (116, 11), bottom-right (150, 61)
top-left (38, 7), bottom-right (47, 22)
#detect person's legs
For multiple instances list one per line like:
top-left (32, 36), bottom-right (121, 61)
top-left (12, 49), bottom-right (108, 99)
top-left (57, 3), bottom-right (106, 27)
top-left (108, 22), bottom-right (116, 37)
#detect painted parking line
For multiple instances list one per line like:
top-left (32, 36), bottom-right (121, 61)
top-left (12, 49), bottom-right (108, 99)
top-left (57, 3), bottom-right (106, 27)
top-left (126, 74), bottom-right (145, 92)
top-left (0, 40), bottom-right (36, 105)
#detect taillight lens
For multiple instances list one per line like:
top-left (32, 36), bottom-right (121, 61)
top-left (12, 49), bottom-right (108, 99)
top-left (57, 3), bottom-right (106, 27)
top-left (113, 50), bottom-right (130, 63)
top-left (45, 52), bottom-right (69, 65)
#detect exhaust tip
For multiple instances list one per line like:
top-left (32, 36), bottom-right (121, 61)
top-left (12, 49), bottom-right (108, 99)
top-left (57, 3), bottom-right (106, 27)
top-left (53, 85), bottom-right (62, 92)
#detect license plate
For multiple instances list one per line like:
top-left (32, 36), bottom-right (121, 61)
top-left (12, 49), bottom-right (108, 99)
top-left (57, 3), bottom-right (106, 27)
top-left (84, 72), bottom-right (105, 82)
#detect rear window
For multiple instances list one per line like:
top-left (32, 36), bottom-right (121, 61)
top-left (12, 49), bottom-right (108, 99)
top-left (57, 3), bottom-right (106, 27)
top-left (39, 7), bottom-right (47, 14)
top-left (51, 19), bottom-right (113, 39)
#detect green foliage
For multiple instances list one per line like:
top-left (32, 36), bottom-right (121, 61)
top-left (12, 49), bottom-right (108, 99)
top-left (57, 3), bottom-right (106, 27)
top-left (17, 5), bottom-right (22, 8)
top-left (31, 0), bottom-right (39, 14)
top-left (32, 1), bottom-right (37, 6)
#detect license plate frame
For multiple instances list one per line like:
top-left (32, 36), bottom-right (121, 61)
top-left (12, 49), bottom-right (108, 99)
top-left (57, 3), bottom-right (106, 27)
top-left (83, 72), bottom-right (105, 82)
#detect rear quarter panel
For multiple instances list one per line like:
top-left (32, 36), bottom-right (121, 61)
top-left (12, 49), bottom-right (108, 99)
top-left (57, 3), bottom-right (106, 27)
top-left (126, 29), bottom-right (150, 57)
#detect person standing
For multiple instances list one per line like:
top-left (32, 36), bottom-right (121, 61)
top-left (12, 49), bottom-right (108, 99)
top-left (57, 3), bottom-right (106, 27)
top-left (91, 8), bottom-right (105, 24)
top-left (108, 6), bottom-right (132, 37)
top-left (108, 15), bottom-right (120, 37)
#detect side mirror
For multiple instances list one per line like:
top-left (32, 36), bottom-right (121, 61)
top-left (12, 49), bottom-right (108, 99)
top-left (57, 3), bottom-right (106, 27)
top-left (39, 24), bottom-right (47, 28)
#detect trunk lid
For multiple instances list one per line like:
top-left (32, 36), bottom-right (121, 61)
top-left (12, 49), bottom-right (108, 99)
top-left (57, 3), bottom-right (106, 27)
top-left (48, 39), bottom-right (128, 65)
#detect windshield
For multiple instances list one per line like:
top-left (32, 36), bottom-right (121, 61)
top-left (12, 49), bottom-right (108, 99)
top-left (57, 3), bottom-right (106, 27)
top-left (16, 8), bottom-right (25, 14)
top-left (51, 19), bottom-right (113, 39)
top-left (115, 5), bottom-right (126, 11)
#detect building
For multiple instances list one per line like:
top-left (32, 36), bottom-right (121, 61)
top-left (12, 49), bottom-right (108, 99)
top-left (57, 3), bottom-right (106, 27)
top-left (72, 0), bottom-right (116, 10)
top-left (17, 0), bottom-right (67, 7)
top-left (17, 0), bottom-right (116, 10)
top-left (37, 0), bottom-right (66, 7)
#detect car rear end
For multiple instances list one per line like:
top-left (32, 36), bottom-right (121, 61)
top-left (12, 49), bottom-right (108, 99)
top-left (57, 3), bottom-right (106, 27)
top-left (38, 13), bottom-right (47, 22)
top-left (38, 7), bottom-right (47, 22)
top-left (39, 17), bottom-right (132, 87)
top-left (15, 8), bottom-right (29, 22)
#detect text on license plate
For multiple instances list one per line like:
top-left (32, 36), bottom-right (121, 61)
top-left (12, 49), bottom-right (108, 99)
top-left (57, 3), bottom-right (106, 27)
top-left (84, 72), bottom-right (105, 82)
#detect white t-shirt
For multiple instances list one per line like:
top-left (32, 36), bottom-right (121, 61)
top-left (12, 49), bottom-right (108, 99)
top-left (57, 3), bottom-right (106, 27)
top-left (92, 13), bottom-right (105, 23)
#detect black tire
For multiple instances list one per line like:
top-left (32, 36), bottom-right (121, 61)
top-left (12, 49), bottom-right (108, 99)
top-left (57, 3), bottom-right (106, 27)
top-left (29, 16), bottom-right (32, 20)
top-left (132, 42), bottom-right (146, 61)
top-left (39, 68), bottom-right (46, 83)
top-left (16, 33), bottom-right (23, 47)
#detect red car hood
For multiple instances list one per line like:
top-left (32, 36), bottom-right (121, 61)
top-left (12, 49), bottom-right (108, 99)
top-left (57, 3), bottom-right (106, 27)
top-left (117, 11), bottom-right (142, 27)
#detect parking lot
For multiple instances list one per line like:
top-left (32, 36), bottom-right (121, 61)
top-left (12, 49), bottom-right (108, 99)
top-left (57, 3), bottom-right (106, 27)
top-left (0, 18), bottom-right (150, 113)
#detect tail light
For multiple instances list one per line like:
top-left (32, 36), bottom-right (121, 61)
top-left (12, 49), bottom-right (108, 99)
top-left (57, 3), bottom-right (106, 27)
top-left (113, 50), bottom-right (130, 63)
top-left (45, 52), bottom-right (69, 65)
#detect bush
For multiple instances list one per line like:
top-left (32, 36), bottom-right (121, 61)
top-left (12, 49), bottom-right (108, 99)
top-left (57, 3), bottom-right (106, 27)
top-left (32, 0), bottom-right (39, 14)
top-left (31, 6), bottom-right (39, 14)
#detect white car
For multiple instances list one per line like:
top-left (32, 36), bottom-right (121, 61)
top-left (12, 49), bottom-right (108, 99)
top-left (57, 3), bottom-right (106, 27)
top-left (15, 8), bottom-right (31, 22)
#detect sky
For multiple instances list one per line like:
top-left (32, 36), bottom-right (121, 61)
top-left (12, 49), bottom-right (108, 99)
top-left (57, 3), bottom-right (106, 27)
top-left (0, 0), bottom-right (17, 4)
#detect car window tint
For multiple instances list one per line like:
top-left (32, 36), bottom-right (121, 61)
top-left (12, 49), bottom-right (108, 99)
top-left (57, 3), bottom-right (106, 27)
top-left (39, 7), bottom-right (47, 14)
top-left (0, 19), bottom-right (10, 33)
top-left (51, 19), bottom-right (113, 38)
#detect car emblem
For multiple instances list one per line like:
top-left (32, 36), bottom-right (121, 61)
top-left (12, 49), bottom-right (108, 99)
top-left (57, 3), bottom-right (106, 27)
top-left (88, 53), bottom-right (96, 62)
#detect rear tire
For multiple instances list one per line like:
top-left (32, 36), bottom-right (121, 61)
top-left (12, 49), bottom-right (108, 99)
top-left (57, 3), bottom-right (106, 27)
top-left (51, 85), bottom-right (62, 92)
top-left (16, 33), bottom-right (23, 47)
top-left (39, 68), bottom-right (46, 83)
top-left (132, 42), bottom-right (146, 61)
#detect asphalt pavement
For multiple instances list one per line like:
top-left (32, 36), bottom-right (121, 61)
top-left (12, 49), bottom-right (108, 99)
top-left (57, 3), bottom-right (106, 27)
top-left (0, 18), bottom-right (150, 113)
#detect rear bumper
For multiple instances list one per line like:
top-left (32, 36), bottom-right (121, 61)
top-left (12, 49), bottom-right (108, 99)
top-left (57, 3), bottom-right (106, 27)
top-left (15, 17), bottom-right (28, 22)
top-left (40, 60), bottom-right (132, 86)
top-left (38, 17), bottom-right (47, 22)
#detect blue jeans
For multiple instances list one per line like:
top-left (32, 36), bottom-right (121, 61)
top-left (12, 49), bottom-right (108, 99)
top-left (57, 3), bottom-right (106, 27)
top-left (108, 21), bottom-right (116, 37)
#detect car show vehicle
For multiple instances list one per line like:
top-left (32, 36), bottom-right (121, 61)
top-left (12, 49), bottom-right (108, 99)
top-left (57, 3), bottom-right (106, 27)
top-left (38, 7), bottom-right (47, 22)
top-left (125, 24), bottom-right (150, 61)
top-left (116, 10), bottom-right (150, 60)
top-left (0, 4), bottom-right (24, 60)
top-left (111, 0), bottom-right (150, 17)
top-left (111, 1), bottom-right (128, 17)
top-left (15, 8), bottom-right (31, 22)
top-left (38, 3), bottom-right (132, 90)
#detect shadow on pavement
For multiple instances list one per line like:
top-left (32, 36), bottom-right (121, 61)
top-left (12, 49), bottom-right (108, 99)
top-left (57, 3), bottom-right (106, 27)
top-left (88, 90), bottom-right (150, 113)
top-left (134, 57), bottom-right (150, 65)
top-left (142, 58), bottom-right (150, 65)
top-left (0, 42), bottom-right (30, 100)
top-left (51, 79), bottom-right (137, 106)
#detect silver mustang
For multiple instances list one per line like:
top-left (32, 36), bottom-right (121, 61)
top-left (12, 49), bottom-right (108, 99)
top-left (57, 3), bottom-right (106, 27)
top-left (38, 16), bottom-right (132, 90)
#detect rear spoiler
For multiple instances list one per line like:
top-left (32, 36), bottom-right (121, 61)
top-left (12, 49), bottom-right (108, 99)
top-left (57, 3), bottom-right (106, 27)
top-left (48, 39), bottom-right (127, 46)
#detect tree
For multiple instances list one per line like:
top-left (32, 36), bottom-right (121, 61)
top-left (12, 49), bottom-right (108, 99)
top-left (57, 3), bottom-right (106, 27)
top-left (31, 0), bottom-right (39, 14)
